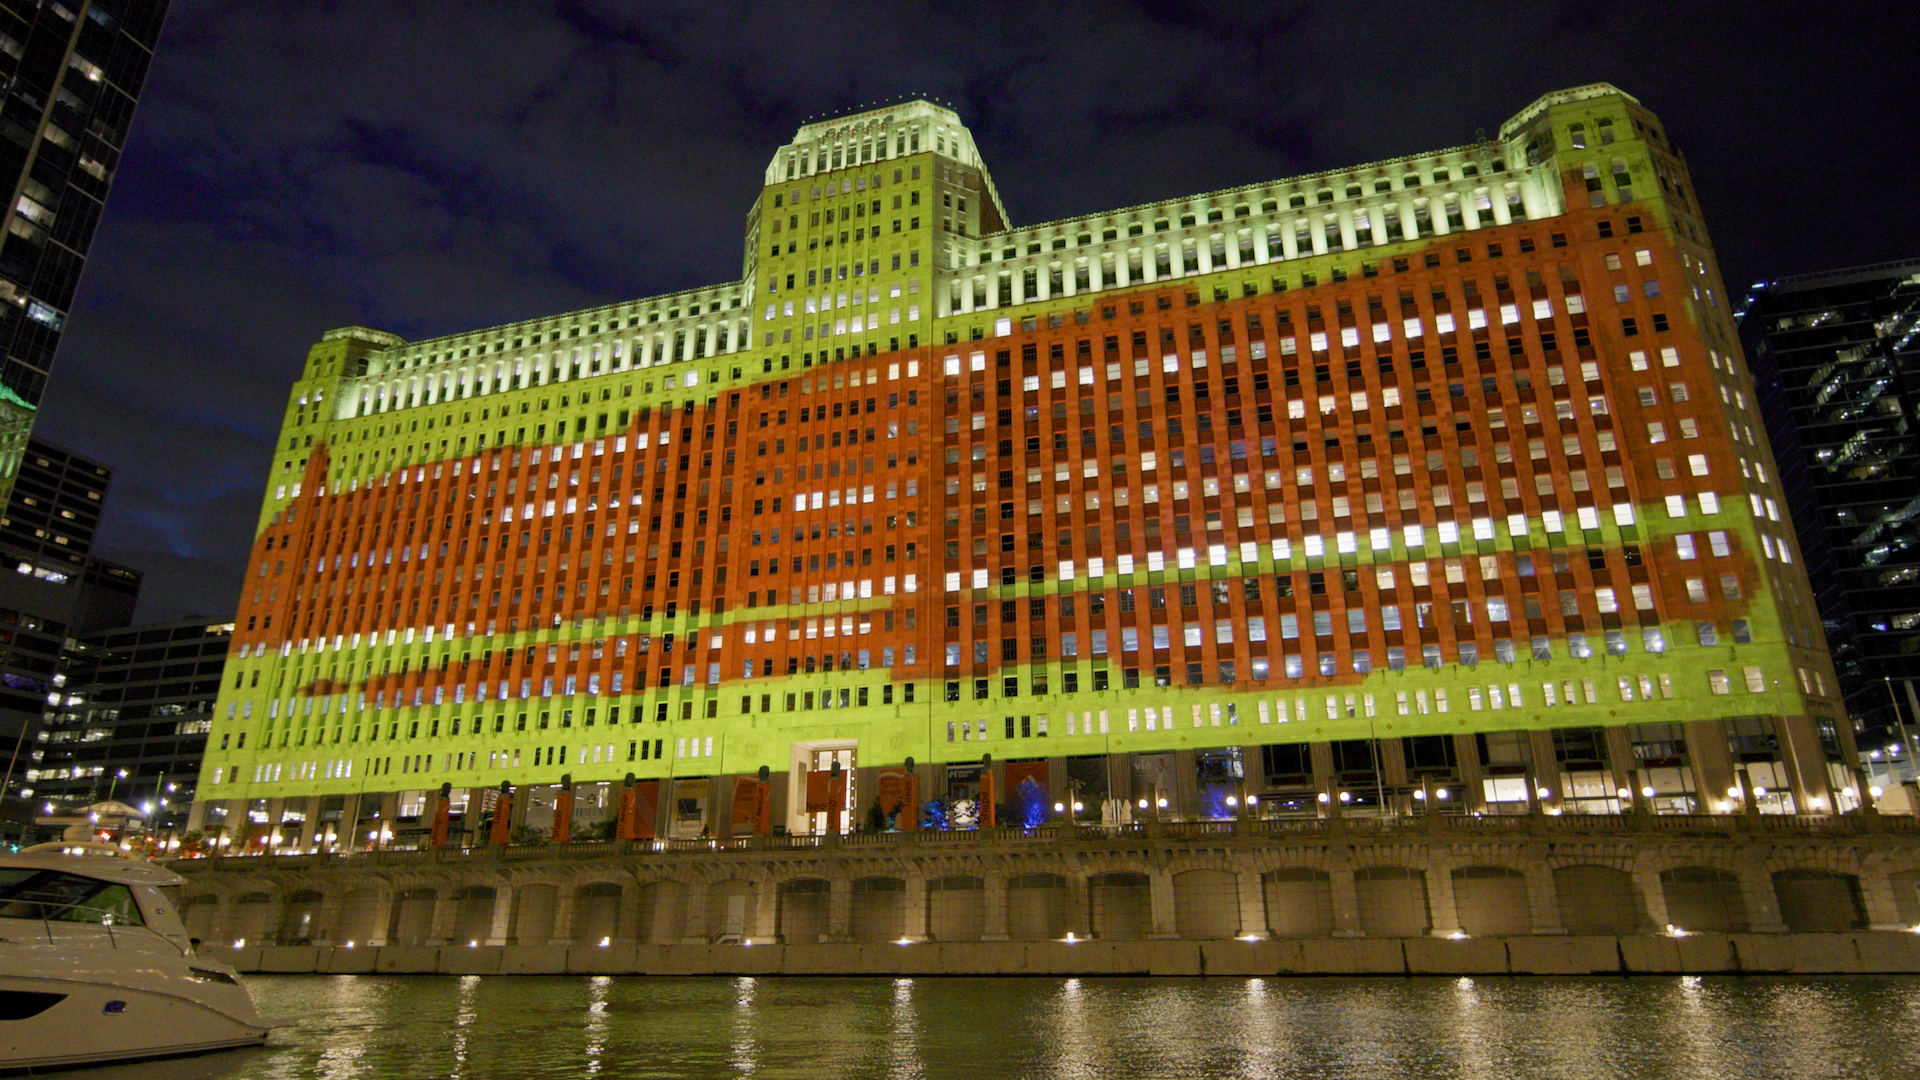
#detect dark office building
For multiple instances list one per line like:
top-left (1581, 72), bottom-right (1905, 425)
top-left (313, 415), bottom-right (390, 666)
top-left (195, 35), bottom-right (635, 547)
top-left (31, 617), bottom-right (228, 831)
top-left (1738, 260), bottom-right (1920, 744)
top-left (0, 437), bottom-right (139, 828)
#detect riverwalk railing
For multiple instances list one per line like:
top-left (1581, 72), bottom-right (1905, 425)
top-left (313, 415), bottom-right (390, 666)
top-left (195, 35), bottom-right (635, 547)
top-left (174, 809), bottom-right (1917, 870)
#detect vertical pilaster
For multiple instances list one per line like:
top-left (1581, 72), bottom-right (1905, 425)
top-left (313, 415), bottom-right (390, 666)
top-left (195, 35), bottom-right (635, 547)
top-left (1737, 855), bottom-right (1788, 932)
top-left (826, 876), bottom-right (851, 942)
top-left (1234, 870), bottom-right (1268, 939)
top-left (902, 872), bottom-right (929, 942)
top-left (981, 872), bottom-right (1009, 941)
top-left (1147, 867), bottom-right (1179, 940)
top-left (486, 884), bottom-right (514, 945)
top-left (1427, 863), bottom-right (1461, 937)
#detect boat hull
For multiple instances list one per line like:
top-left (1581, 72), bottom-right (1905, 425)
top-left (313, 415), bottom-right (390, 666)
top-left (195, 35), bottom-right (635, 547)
top-left (0, 974), bottom-right (271, 1071)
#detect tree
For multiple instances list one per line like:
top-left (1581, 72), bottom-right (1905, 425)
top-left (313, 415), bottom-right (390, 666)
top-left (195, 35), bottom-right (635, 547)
top-left (862, 795), bottom-right (887, 833)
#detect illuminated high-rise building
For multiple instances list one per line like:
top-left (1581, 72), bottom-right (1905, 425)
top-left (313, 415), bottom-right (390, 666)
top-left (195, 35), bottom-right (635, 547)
top-left (187, 83), bottom-right (1860, 851)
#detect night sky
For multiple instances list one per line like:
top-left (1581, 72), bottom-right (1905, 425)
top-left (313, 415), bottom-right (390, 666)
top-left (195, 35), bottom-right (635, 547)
top-left (33, 0), bottom-right (1917, 624)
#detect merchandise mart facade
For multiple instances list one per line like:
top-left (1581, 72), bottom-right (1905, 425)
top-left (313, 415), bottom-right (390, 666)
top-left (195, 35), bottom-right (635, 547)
top-left (188, 83), bottom-right (1857, 851)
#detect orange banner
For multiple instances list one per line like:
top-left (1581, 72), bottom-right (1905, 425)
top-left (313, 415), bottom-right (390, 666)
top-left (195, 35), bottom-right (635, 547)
top-left (489, 790), bottom-right (513, 846)
top-left (730, 776), bottom-right (763, 826)
top-left (551, 788), bottom-right (574, 842)
top-left (616, 786), bottom-right (640, 841)
top-left (630, 780), bottom-right (659, 839)
top-left (1005, 759), bottom-right (1049, 795)
top-left (429, 798), bottom-right (451, 848)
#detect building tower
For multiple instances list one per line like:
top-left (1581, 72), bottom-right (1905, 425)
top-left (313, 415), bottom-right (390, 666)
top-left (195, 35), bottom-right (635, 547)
top-left (0, 1), bottom-right (170, 498)
top-left (1738, 260), bottom-right (1920, 783)
top-left (189, 84), bottom-right (1857, 853)
top-left (0, 436), bottom-right (141, 824)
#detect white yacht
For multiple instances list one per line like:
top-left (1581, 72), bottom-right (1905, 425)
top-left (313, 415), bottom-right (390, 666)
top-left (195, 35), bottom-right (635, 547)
top-left (0, 843), bottom-right (280, 1071)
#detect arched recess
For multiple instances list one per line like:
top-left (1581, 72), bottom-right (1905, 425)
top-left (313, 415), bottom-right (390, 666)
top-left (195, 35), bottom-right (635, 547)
top-left (336, 888), bottom-right (384, 945)
top-left (1354, 867), bottom-right (1429, 937)
top-left (850, 877), bottom-right (906, 942)
top-left (1659, 867), bottom-right (1747, 933)
top-left (510, 883), bottom-right (558, 944)
top-left (574, 882), bottom-right (624, 944)
top-left (1554, 865), bottom-right (1644, 935)
top-left (1263, 869), bottom-right (1333, 937)
top-left (1007, 872), bottom-right (1068, 941)
top-left (705, 879), bottom-right (756, 943)
top-left (1889, 869), bottom-right (1920, 926)
top-left (182, 894), bottom-right (219, 940)
top-left (1173, 869), bottom-right (1238, 940)
top-left (928, 875), bottom-right (983, 942)
top-left (232, 892), bottom-right (276, 943)
top-left (1772, 868), bottom-right (1866, 932)
top-left (1088, 871), bottom-right (1150, 941)
top-left (1452, 866), bottom-right (1530, 937)
top-left (452, 886), bottom-right (497, 944)
top-left (276, 889), bottom-right (324, 945)
top-left (389, 887), bottom-right (436, 945)
top-left (778, 878), bottom-right (831, 944)
top-left (633, 880), bottom-right (686, 944)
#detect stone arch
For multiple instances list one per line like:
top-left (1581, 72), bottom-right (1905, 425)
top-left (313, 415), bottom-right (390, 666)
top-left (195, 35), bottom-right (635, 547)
top-left (336, 887), bottom-right (385, 945)
top-left (1452, 865), bottom-right (1530, 936)
top-left (1660, 867), bottom-right (1748, 933)
top-left (232, 891), bottom-right (276, 944)
top-left (389, 887), bottom-right (436, 945)
top-left (275, 889), bottom-right (324, 945)
top-left (1890, 869), bottom-right (1920, 926)
top-left (850, 877), bottom-right (906, 942)
top-left (573, 882), bottom-right (624, 944)
top-left (1772, 869), bottom-right (1866, 932)
top-left (777, 878), bottom-right (831, 944)
top-left (705, 878), bottom-right (756, 943)
top-left (452, 885), bottom-right (497, 945)
top-left (1554, 865), bottom-right (1645, 935)
top-left (1088, 871), bottom-right (1150, 941)
top-left (182, 893), bottom-right (219, 940)
top-left (1173, 868), bottom-right (1239, 940)
top-left (1354, 866), bottom-right (1430, 937)
top-left (1263, 868), bottom-right (1333, 937)
top-left (510, 882), bottom-right (558, 944)
top-left (631, 879), bottom-right (685, 944)
top-left (927, 875), bottom-right (983, 942)
top-left (1007, 871), bottom-right (1068, 941)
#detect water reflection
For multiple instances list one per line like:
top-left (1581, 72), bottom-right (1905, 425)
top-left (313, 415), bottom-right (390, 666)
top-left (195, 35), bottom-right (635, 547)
top-left (730, 976), bottom-right (758, 1077)
top-left (48, 974), bottom-right (1920, 1080)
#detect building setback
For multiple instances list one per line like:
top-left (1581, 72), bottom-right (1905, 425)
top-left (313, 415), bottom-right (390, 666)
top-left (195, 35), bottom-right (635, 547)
top-left (1738, 261), bottom-right (1920, 758)
top-left (188, 83), bottom-right (1856, 852)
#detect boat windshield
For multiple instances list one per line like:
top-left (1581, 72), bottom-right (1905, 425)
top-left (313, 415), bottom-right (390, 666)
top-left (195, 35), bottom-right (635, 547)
top-left (0, 869), bottom-right (145, 926)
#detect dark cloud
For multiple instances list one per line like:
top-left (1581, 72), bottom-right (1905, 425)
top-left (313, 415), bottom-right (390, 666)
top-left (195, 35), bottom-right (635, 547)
top-left (31, 0), bottom-right (1915, 621)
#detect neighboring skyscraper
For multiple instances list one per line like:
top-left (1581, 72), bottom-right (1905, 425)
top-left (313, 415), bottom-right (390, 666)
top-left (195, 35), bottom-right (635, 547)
top-left (189, 83), bottom-right (1860, 853)
top-left (30, 616), bottom-right (229, 830)
top-left (0, 1), bottom-right (170, 496)
top-left (1738, 260), bottom-right (1920, 761)
top-left (0, 437), bottom-right (139, 824)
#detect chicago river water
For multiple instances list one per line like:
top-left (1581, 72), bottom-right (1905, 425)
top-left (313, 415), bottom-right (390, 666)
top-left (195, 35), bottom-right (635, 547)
top-left (57, 974), bottom-right (1920, 1079)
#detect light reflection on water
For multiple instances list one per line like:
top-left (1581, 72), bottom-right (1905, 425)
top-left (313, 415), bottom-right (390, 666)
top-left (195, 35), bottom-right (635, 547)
top-left (50, 974), bottom-right (1920, 1080)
